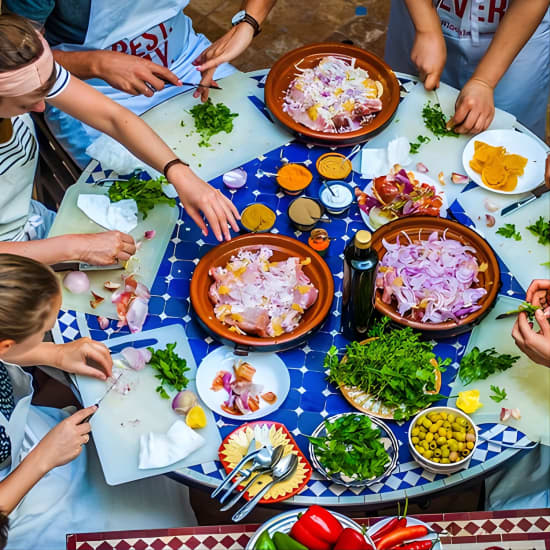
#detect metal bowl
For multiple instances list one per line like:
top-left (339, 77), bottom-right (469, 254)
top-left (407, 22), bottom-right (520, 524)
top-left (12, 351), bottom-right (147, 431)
top-left (245, 509), bottom-right (374, 550)
top-left (265, 43), bottom-right (400, 147)
top-left (308, 412), bottom-right (399, 487)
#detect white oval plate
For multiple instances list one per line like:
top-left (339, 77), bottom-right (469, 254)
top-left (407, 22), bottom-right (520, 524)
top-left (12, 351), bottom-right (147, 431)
top-left (367, 516), bottom-right (443, 550)
top-left (196, 346), bottom-right (290, 420)
top-left (462, 129), bottom-right (547, 195)
top-left (359, 170), bottom-right (448, 231)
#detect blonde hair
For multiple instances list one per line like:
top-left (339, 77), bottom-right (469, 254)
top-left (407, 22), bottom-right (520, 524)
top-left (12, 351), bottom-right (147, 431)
top-left (0, 254), bottom-right (60, 342)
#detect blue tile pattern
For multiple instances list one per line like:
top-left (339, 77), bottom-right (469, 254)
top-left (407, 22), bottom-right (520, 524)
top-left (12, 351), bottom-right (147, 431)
top-left (54, 72), bottom-right (530, 505)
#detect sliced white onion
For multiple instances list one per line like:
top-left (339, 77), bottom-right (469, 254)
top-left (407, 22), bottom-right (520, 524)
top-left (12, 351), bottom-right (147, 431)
top-left (63, 271), bottom-right (90, 294)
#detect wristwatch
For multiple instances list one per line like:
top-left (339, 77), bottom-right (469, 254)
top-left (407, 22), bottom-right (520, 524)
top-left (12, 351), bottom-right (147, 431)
top-left (231, 10), bottom-right (261, 37)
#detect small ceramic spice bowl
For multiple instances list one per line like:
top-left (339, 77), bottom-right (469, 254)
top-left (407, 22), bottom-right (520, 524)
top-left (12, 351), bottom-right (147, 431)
top-left (318, 180), bottom-right (355, 215)
top-left (316, 152), bottom-right (353, 180)
top-left (287, 197), bottom-right (326, 232)
top-left (276, 163), bottom-right (313, 196)
top-left (240, 203), bottom-right (277, 233)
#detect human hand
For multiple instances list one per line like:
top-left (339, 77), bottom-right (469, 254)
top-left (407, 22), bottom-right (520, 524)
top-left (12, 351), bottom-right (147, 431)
top-left (448, 78), bottom-right (495, 134)
top-left (192, 24), bottom-right (254, 101)
top-left (167, 163), bottom-right (240, 241)
top-left (525, 279), bottom-right (550, 317)
top-left (35, 406), bottom-right (96, 472)
top-left (512, 310), bottom-right (550, 367)
top-left (54, 338), bottom-right (113, 380)
top-left (411, 30), bottom-right (447, 91)
top-left (77, 231), bottom-right (136, 265)
top-left (95, 51), bottom-right (181, 97)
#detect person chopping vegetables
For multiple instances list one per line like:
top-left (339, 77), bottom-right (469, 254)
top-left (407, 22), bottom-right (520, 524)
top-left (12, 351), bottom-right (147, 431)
top-left (0, 13), bottom-right (239, 269)
top-left (5, 0), bottom-right (277, 167)
top-left (0, 254), bottom-right (197, 550)
top-left (385, 0), bottom-right (550, 138)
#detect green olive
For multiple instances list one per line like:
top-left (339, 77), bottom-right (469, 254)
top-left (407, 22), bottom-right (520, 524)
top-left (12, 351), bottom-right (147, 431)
top-left (424, 450), bottom-right (433, 459)
top-left (425, 432), bottom-right (434, 443)
top-left (438, 428), bottom-right (447, 437)
top-left (441, 446), bottom-right (450, 458)
top-left (422, 419), bottom-right (432, 429)
top-left (415, 446), bottom-right (425, 455)
top-left (433, 448), bottom-right (442, 458)
top-left (461, 449), bottom-right (470, 457)
top-left (412, 427), bottom-right (420, 437)
top-left (418, 432), bottom-right (425, 441)
top-left (422, 440), bottom-right (430, 450)
top-left (454, 432), bottom-right (466, 442)
top-left (432, 457), bottom-right (441, 463)
top-left (441, 458), bottom-right (450, 464)
top-left (466, 441), bottom-right (474, 450)
top-left (429, 441), bottom-right (437, 451)
top-left (440, 412), bottom-right (448, 420)
top-left (436, 436), bottom-right (446, 446)
top-left (448, 414), bottom-right (456, 423)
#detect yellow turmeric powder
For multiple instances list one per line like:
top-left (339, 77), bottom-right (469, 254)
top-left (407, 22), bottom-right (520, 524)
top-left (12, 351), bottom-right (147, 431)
top-left (240, 203), bottom-right (276, 232)
top-left (276, 163), bottom-right (313, 195)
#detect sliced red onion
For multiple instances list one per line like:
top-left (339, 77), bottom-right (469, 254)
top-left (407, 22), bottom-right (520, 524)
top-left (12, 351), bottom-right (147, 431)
top-left (126, 297), bottom-right (148, 333)
top-left (223, 168), bottom-right (247, 189)
top-left (121, 346), bottom-right (152, 370)
top-left (500, 408), bottom-right (511, 421)
top-left (222, 371), bottom-right (233, 394)
top-left (144, 230), bottom-right (156, 240)
top-left (416, 162), bottom-right (429, 173)
top-left (97, 316), bottom-right (109, 330)
top-left (63, 271), bottom-right (90, 294)
top-left (172, 390), bottom-right (198, 415)
top-left (451, 172), bottom-right (469, 184)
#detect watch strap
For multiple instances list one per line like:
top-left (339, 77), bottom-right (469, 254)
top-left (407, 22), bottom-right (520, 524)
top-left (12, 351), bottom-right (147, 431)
top-left (163, 158), bottom-right (189, 178)
top-left (233, 12), bottom-right (261, 37)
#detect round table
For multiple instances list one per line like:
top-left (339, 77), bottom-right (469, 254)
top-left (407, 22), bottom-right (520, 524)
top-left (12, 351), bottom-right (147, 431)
top-left (54, 70), bottom-right (542, 507)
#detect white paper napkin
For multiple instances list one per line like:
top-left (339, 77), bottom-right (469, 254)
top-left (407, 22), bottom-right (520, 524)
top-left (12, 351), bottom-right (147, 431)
top-left (360, 136), bottom-right (412, 179)
top-left (77, 194), bottom-right (138, 233)
top-left (138, 420), bottom-right (206, 469)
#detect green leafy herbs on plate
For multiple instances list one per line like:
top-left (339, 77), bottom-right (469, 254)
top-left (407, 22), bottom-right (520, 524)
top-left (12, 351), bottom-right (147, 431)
top-left (308, 414), bottom-right (389, 480)
top-left (325, 317), bottom-right (449, 421)
top-left (422, 101), bottom-right (459, 138)
top-left (409, 134), bottom-right (431, 154)
top-left (189, 98), bottom-right (238, 148)
top-left (496, 223), bottom-right (522, 241)
top-left (147, 343), bottom-right (190, 399)
top-left (489, 385), bottom-right (507, 403)
top-left (108, 175), bottom-right (176, 219)
top-left (459, 347), bottom-right (519, 386)
top-left (526, 216), bottom-right (550, 246)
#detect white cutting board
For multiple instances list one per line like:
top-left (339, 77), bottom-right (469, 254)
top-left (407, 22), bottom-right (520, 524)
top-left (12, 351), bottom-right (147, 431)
top-left (140, 72), bottom-right (292, 182)
top-left (356, 82), bottom-right (517, 204)
top-left (457, 188), bottom-right (550, 291)
top-left (75, 325), bottom-right (221, 485)
top-left (449, 296), bottom-right (550, 446)
top-left (48, 182), bottom-right (179, 319)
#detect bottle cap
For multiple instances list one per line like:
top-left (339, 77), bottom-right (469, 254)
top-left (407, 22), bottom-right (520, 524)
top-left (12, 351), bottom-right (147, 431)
top-left (355, 230), bottom-right (372, 249)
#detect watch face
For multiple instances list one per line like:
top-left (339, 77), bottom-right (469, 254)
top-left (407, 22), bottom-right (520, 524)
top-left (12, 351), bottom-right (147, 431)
top-left (231, 9), bottom-right (246, 25)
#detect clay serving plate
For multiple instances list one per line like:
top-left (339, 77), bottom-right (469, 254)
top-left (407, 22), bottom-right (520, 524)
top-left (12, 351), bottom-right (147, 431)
top-left (189, 233), bottom-right (334, 353)
top-left (371, 216), bottom-right (500, 337)
top-left (264, 43), bottom-right (400, 146)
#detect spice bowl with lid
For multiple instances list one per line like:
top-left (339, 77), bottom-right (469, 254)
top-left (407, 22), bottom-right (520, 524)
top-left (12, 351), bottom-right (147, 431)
top-left (287, 197), bottom-right (327, 232)
top-left (318, 180), bottom-right (354, 215)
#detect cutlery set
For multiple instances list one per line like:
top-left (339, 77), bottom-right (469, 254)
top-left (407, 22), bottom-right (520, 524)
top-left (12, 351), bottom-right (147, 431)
top-left (211, 438), bottom-right (299, 522)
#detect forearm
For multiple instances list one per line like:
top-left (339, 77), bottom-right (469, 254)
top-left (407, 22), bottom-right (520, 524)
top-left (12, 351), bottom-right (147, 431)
top-left (0, 448), bottom-right (48, 515)
top-left (403, 0), bottom-right (443, 33)
top-left (242, 0), bottom-right (277, 24)
top-left (0, 236), bottom-right (81, 265)
top-left (53, 49), bottom-right (106, 80)
top-left (472, 0), bottom-right (549, 87)
top-left (8, 342), bottom-right (61, 369)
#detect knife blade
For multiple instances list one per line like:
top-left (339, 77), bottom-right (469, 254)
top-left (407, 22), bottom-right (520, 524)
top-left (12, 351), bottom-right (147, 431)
top-left (51, 261), bottom-right (125, 272)
top-left (495, 311), bottom-right (520, 320)
top-left (79, 373), bottom-right (123, 424)
top-left (500, 182), bottom-right (549, 217)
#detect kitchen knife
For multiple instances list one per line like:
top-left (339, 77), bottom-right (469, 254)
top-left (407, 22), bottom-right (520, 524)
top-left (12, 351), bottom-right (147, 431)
top-left (79, 373), bottom-right (123, 424)
top-left (51, 261), bottom-right (125, 272)
top-left (500, 182), bottom-right (549, 217)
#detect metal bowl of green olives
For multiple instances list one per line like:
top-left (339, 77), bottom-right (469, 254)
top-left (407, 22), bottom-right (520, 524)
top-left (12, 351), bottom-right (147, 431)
top-left (408, 406), bottom-right (478, 474)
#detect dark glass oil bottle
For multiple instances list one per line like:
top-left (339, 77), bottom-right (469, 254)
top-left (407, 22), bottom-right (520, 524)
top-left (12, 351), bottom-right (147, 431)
top-left (341, 230), bottom-right (379, 340)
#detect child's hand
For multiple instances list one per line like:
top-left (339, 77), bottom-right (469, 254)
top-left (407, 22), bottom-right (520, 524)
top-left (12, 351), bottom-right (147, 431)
top-left (35, 406), bottom-right (96, 472)
top-left (55, 338), bottom-right (113, 380)
top-left (411, 30), bottom-right (447, 91)
top-left (448, 78), bottom-right (495, 134)
top-left (526, 279), bottom-right (550, 317)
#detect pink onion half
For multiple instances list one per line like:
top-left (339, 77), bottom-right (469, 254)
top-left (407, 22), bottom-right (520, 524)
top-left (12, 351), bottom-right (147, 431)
top-left (63, 271), bottom-right (90, 294)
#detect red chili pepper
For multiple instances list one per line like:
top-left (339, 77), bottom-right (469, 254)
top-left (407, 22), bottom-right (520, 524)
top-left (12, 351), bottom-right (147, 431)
top-left (333, 528), bottom-right (373, 550)
top-left (289, 521), bottom-right (331, 550)
top-left (390, 540), bottom-right (434, 550)
top-left (290, 505), bottom-right (344, 548)
top-left (377, 526), bottom-right (429, 550)
top-left (372, 517), bottom-right (407, 543)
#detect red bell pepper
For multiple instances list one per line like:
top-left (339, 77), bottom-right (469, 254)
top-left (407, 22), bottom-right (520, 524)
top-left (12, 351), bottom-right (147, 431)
top-left (289, 505), bottom-right (344, 549)
top-left (333, 528), bottom-right (373, 550)
top-left (377, 526), bottom-right (429, 550)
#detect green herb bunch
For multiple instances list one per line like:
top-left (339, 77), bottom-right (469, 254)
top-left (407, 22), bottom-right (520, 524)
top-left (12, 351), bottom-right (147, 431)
top-left (496, 223), bottom-right (522, 241)
top-left (325, 317), bottom-right (449, 420)
top-left (189, 99), bottom-right (238, 148)
top-left (108, 175), bottom-right (176, 219)
top-left (458, 346), bottom-right (519, 385)
top-left (147, 343), bottom-right (190, 399)
top-left (308, 414), bottom-right (389, 480)
top-left (526, 216), bottom-right (550, 246)
top-left (422, 101), bottom-right (459, 138)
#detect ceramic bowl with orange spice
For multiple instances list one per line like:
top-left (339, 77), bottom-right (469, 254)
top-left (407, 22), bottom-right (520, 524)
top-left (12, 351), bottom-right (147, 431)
top-left (276, 163), bottom-right (313, 195)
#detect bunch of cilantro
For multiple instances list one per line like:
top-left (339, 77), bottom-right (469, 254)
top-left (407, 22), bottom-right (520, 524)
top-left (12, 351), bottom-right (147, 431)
top-left (108, 174), bottom-right (176, 219)
top-left (189, 99), bottom-right (238, 148)
top-left (147, 343), bottom-right (190, 399)
top-left (325, 317), bottom-right (449, 420)
top-left (308, 414), bottom-right (389, 480)
top-left (422, 101), bottom-right (459, 138)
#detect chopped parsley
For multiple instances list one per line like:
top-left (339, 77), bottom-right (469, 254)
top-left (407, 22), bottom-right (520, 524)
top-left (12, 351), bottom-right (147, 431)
top-left (409, 134), bottom-right (431, 154)
top-left (526, 216), bottom-right (550, 246)
top-left (496, 223), bottom-right (522, 241)
top-left (459, 347), bottom-right (519, 385)
top-left (422, 101), bottom-right (459, 138)
top-left (189, 98), bottom-right (238, 147)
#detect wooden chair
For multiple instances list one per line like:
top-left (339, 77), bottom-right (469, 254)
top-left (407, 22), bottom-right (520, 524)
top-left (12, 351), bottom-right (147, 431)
top-left (31, 112), bottom-right (81, 211)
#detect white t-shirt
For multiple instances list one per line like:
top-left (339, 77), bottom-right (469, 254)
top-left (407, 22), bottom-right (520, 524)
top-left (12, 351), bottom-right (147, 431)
top-left (0, 62), bottom-right (70, 241)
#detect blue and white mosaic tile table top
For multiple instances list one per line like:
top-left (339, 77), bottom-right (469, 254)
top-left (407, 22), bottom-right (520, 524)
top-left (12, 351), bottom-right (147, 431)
top-left (53, 71), bottom-right (541, 506)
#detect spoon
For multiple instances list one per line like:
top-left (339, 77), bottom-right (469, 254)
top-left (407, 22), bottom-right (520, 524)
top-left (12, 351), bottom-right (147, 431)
top-left (341, 144), bottom-right (361, 164)
top-left (321, 179), bottom-right (337, 197)
top-left (218, 445), bottom-right (280, 504)
top-left (232, 453), bottom-right (299, 522)
top-left (256, 169), bottom-right (278, 178)
top-left (220, 445), bottom-right (284, 511)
